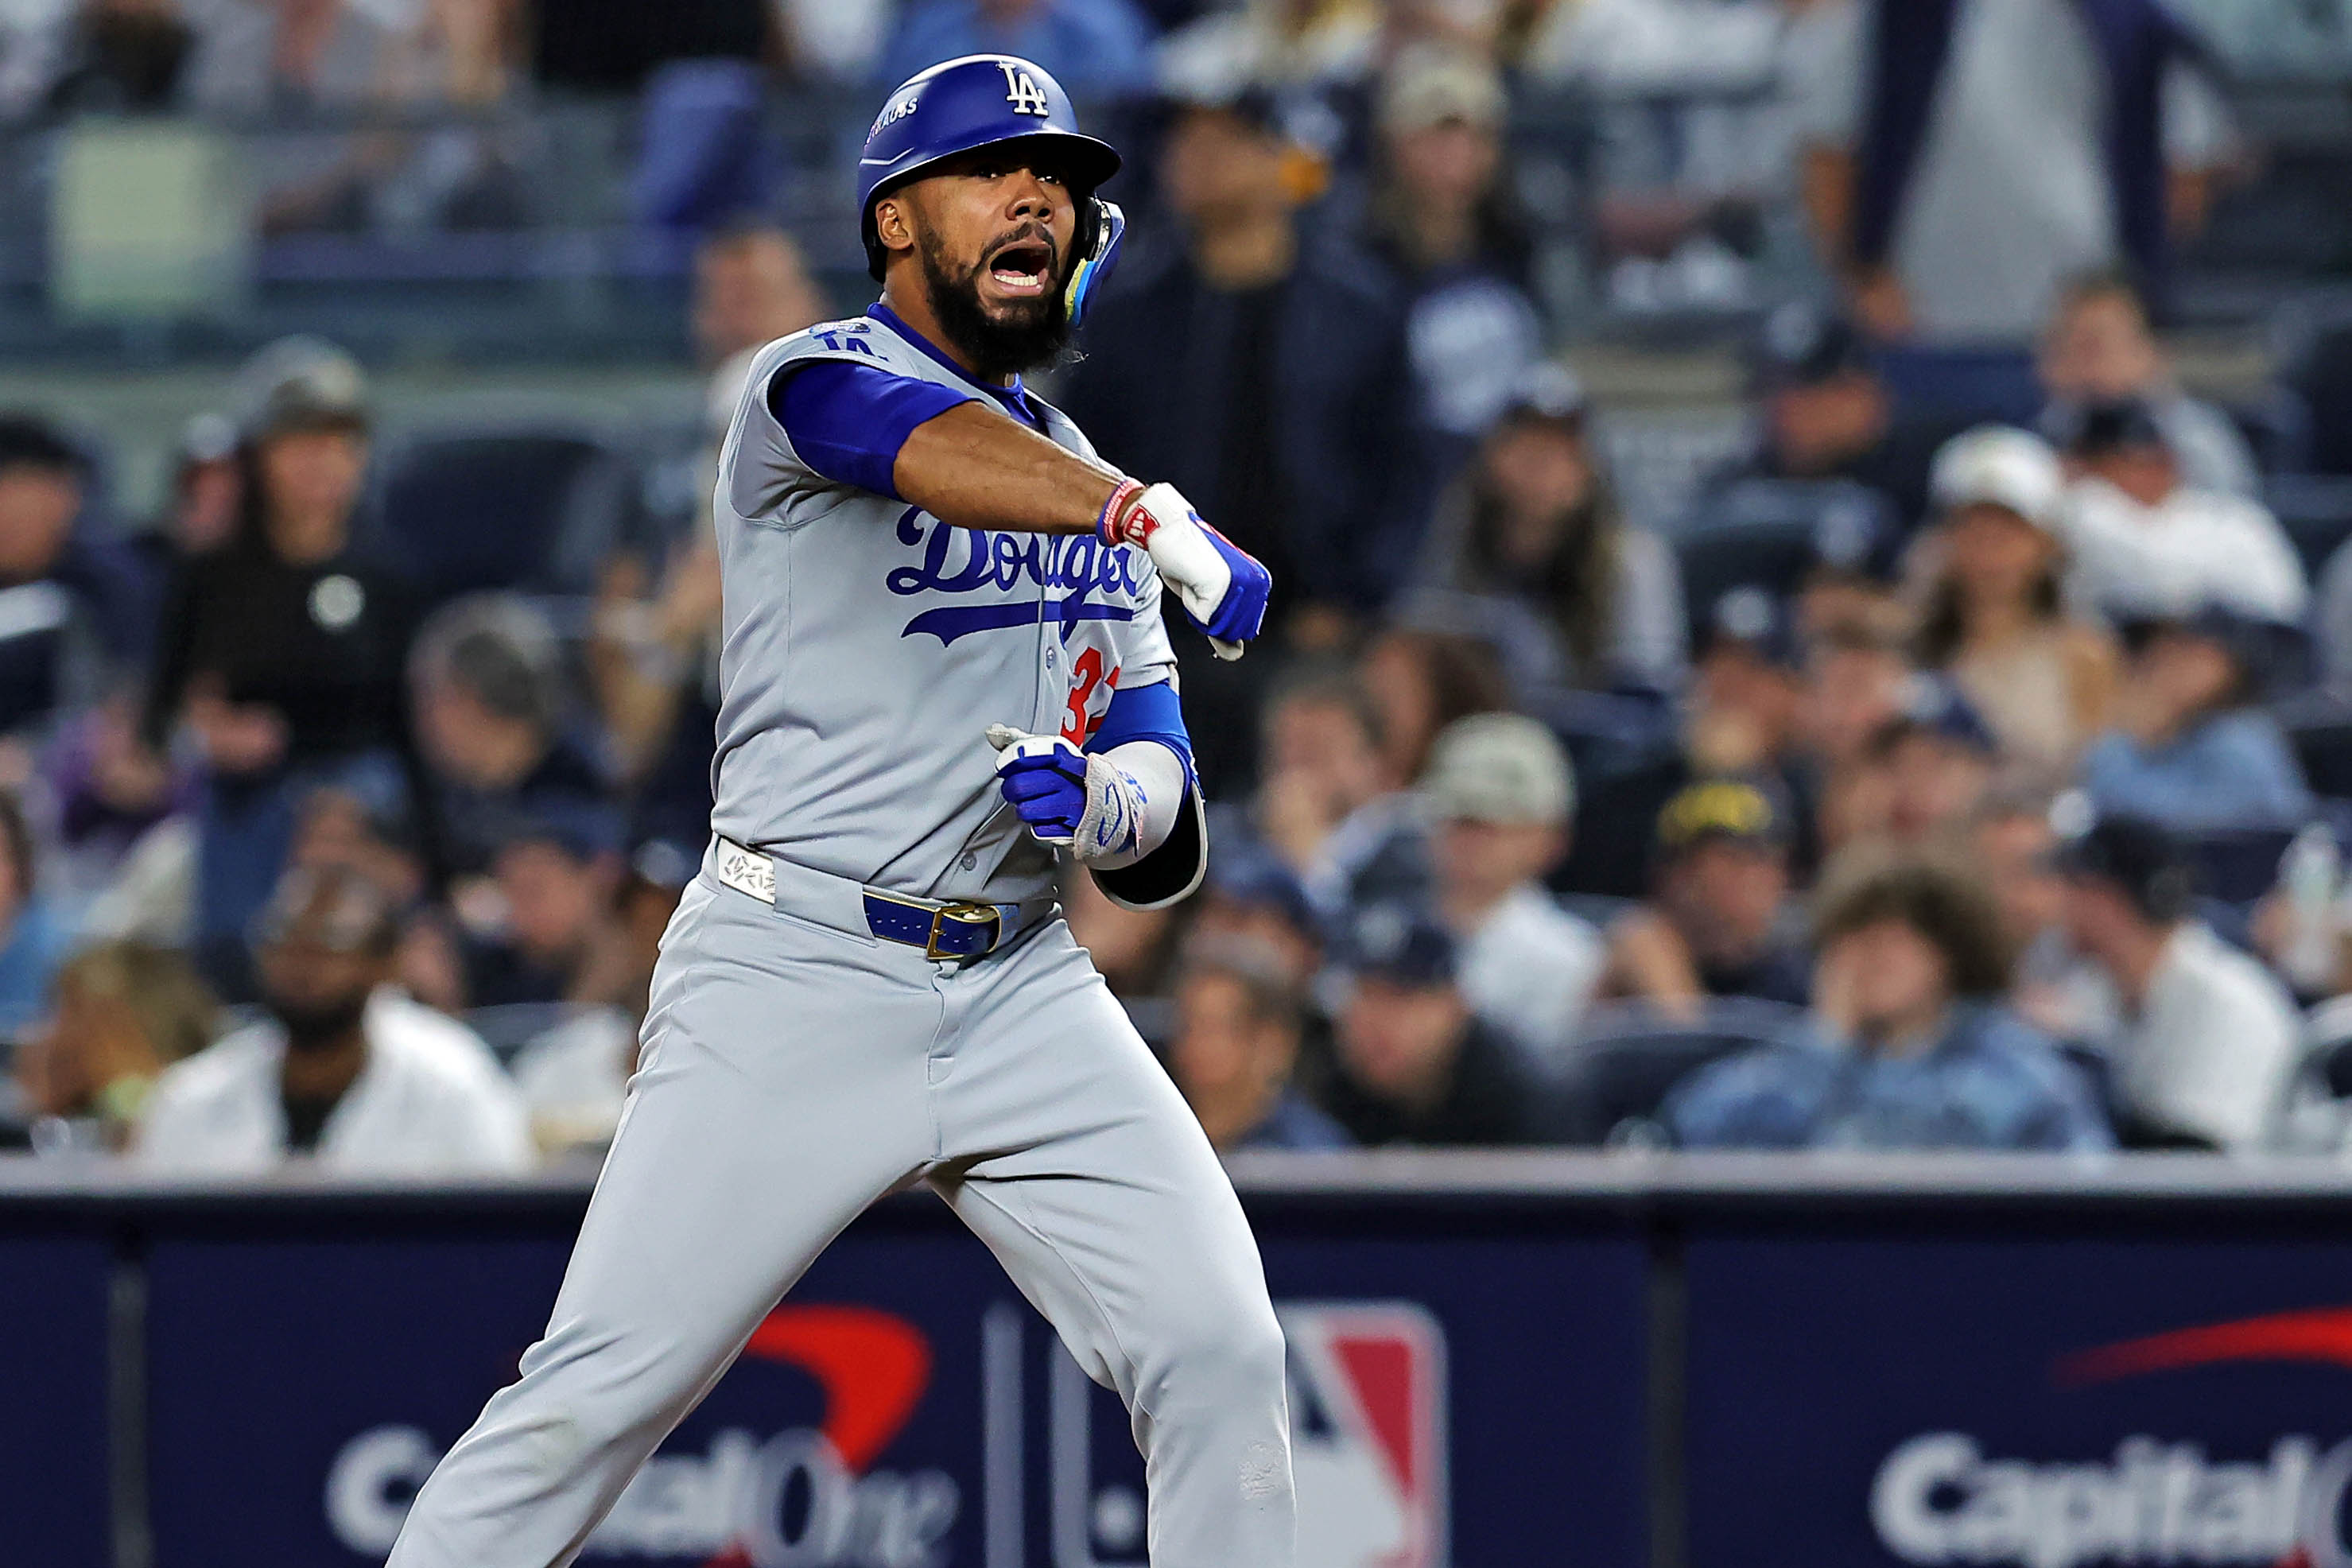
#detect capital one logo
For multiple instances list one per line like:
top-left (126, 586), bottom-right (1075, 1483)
top-left (327, 1306), bottom-right (959, 1568)
top-left (1871, 1306), bottom-right (2352, 1568)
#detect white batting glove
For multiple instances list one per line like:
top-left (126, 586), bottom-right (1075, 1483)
top-left (1096, 481), bottom-right (1271, 661)
top-left (984, 724), bottom-right (1147, 863)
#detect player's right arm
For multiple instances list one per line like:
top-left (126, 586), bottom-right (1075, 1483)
top-left (772, 360), bottom-right (1269, 654)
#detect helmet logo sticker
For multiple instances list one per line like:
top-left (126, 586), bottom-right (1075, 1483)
top-left (999, 62), bottom-right (1051, 117)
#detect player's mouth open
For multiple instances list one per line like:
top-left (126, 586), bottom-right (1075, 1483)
top-left (987, 240), bottom-right (1054, 296)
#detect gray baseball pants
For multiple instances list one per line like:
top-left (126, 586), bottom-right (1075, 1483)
top-left (387, 864), bottom-right (1295, 1568)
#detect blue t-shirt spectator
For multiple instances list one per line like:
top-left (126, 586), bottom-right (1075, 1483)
top-left (2078, 711), bottom-right (2314, 834)
top-left (0, 895), bottom-right (72, 1038)
top-left (1236, 1087), bottom-right (1353, 1151)
top-left (1665, 1003), bottom-right (2112, 1152)
top-left (876, 0), bottom-right (1155, 99)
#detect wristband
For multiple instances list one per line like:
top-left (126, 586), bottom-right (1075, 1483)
top-left (1095, 479), bottom-right (1151, 548)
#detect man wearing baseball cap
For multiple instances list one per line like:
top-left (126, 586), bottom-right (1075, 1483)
top-left (1322, 902), bottom-right (1562, 1146)
top-left (1706, 302), bottom-right (1965, 538)
top-left (2058, 395), bottom-right (2306, 626)
top-left (2079, 600), bottom-right (2314, 833)
top-left (2055, 814), bottom-right (2300, 1150)
top-left (1422, 714), bottom-right (1604, 1070)
top-left (1605, 775), bottom-right (1811, 1014)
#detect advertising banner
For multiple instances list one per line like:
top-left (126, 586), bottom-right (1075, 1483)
top-left (1684, 1232), bottom-right (2352, 1568)
top-left (0, 1235), bottom-right (111, 1568)
top-left (143, 1215), bottom-right (1646, 1568)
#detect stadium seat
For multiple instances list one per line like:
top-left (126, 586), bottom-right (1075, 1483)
top-left (2263, 473), bottom-right (2352, 583)
top-left (1552, 997), bottom-right (1800, 1145)
top-left (372, 427), bottom-right (639, 604)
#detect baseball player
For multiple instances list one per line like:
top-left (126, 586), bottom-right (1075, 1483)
top-left (388, 55), bottom-right (1294, 1568)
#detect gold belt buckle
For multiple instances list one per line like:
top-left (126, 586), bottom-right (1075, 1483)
top-left (926, 902), bottom-right (1002, 958)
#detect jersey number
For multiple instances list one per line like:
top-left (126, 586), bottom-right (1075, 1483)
top-left (1062, 647), bottom-right (1120, 745)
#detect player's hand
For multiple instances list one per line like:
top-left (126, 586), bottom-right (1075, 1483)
top-left (984, 724), bottom-right (1147, 863)
top-left (1096, 481), bottom-right (1270, 660)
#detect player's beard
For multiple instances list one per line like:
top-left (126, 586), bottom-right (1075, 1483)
top-left (918, 225), bottom-right (1072, 381)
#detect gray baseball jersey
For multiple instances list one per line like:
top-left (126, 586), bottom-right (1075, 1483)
top-left (708, 309), bottom-right (1177, 904)
top-left (386, 305), bottom-right (1294, 1568)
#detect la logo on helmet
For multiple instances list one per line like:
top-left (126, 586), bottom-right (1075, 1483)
top-left (999, 61), bottom-right (1050, 117)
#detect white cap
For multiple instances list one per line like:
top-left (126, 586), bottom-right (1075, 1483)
top-left (1422, 714), bottom-right (1574, 825)
top-left (1931, 425), bottom-right (2064, 531)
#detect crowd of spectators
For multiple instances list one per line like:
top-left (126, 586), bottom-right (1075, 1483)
top-left (2, 0), bottom-right (2352, 1173)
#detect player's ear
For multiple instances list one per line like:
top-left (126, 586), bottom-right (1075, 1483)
top-left (873, 193), bottom-right (917, 264)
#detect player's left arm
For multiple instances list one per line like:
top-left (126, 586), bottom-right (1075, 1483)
top-left (986, 680), bottom-right (1207, 909)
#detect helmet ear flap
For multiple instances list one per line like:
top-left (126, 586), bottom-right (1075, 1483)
top-left (1062, 197), bottom-right (1125, 328)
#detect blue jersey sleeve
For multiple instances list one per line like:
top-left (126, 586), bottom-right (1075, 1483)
top-left (1087, 677), bottom-right (1193, 775)
top-left (770, 360), bottom-right (978, 501)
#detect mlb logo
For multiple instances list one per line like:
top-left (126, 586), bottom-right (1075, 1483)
top-left (1283, 1303), bottom-right (1450, 1568)
top-left (989, 1298), bottom-right (1449, 1568)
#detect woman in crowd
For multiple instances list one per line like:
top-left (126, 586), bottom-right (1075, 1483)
top-left (1912, 428), bottom-right (2117, 779)
top-left (14, 941), bottom-right (215, 1151)
top-left (142, 339), bottom-right (426, 990)
top-left (1407, 362), bottom-right (1686, 697)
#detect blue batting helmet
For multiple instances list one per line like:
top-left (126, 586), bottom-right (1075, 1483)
top-left (856, 55), bottom-right (1123, 290)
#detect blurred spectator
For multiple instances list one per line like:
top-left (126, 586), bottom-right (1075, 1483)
top-left (460, 811), bottom-right (625, 1008)
top-left (1799, 617), bottom-right (1912, 774)
top-left (2036, 269), bottom-right (2257, 499)
top-left (1840, 677), bottom-right (2001, 850)
top-left (1356, 627), bottom-right (1506, 791)
top-left (184, 0), bottom-right (394, 114)
top-left (137, 864), bottom-right (532, 1174)
top-left (411, 595), bottom-right (609, 877)
top-left (1796, 0), bottom-right (2231, 343)
top-left (45, 0), bottom-right (196, 113)
top-left (1363, 47), bottom-right (1543, 456)
top-left (2078, 606), bottom-right (2313, 833)
top-left (507, 842), bottom-right (691, 1155)
top-left (1256, 667), bottom-right (1419, 915)
top-left (877, 0), bottom-right (1155, 99)
top-left (1914, 427), bottom-right (2117, 778)
top-left (776, 0), bottom-right (891, 78)
top-left (1970, 791), bottom-right (2113, 1042)
top-left (693, 223), bottom-right (831, 428)
top-left (1423, 714), bottom-right (1601, 1068)
top-left (14, 942), bottom-right (215, 1151)
top-left (2056, 397), bottom-right (2306, 625)
top-left (148, 413), bottom-right (243, 565)
top-left (1604, 775), bottom-right (1810, 1014)
top-left (1320, 904), bottom-right (1561, 1145)
top-left (1405, 363), bottom-right (1687, 695)
top-left (1191, 826), bottom-right (1323, 988)
top-left (1165, 937), bottom-right (1351, 1151)
top-left (1062, 89), bottom-right (1432, 627)
top-left (1064, 859), bottom-right (1186, 1004)
top-left (2055, 814), bottom-right (2299, 1149)
top-left (1560, 587), bottom-right (1816, 896)
top-left (1526, 0), bottom-right (1785, 89)
top-left (1708, 305), bottom-right (1965, 538)
top-left (0, 790), bottom-right (70, 1035)
top-left (0, 413), bottom-right (156, 739)
top-left (142, 338), bottom-right (427, 985)
top-left (1155, 0), bottom-right (1380, 98)
top-left (1666, 851), bottom-right (2110, 1150)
